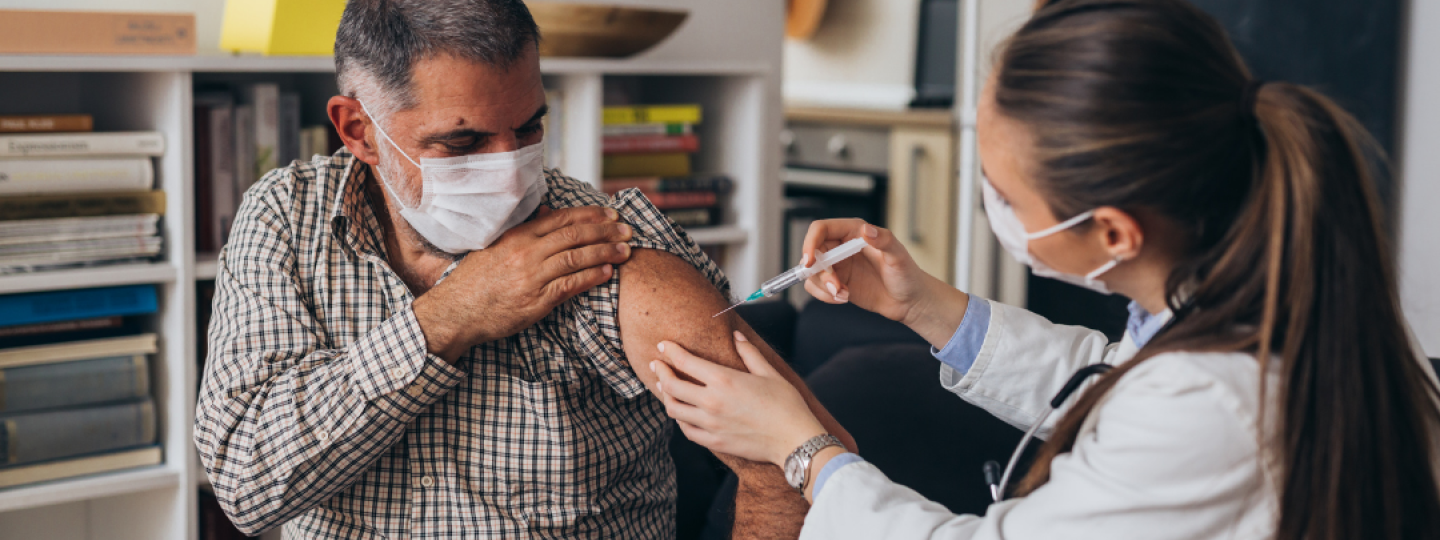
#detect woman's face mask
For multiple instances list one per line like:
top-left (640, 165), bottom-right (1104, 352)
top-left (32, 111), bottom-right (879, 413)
top-left (361, 100), bottom-right (548, 254)
top-left (982, 178), bottom-right (1120, 294)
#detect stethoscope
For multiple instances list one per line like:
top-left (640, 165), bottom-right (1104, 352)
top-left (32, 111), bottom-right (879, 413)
top-left (983, 363), bottom-right (1114, 502)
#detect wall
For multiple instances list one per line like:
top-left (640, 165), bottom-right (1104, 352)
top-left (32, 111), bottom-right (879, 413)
top-left (782, 0), bottom-right (921, 110)
top-left (1399, 0), bottom-right (1440, 357)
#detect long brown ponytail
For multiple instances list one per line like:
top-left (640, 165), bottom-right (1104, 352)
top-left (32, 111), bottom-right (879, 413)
top-left (997, 1), bottom-right (1440, 538)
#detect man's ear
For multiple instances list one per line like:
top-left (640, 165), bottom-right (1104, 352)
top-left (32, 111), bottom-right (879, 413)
top-left (328, 95), bottom-right (379, 166)
top-left (1091, 206), bottom-right (1144, 262)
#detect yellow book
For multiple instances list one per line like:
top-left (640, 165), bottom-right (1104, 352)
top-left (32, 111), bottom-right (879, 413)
top-left (603, 105), bottom-right (703, 126)
top-left (220, 0), bottom-right (346, 56)
top-left (602, 153), bottom-right (692, 178)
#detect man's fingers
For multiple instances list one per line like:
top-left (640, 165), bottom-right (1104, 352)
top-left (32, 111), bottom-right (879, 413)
top-left (538, 221), bottom-right (634, 256)
top-left (656, 341), bottom-right (732, 385)
top-left (541, 241), bottom-right (631, 283)
top-left (525, 205), bottom-right (619, 237)
top-left (650, 360), bottom-right (706, 405)
top-left (732, 332), bottom-right (776, 377)
top-left (541, 263), bottom-right (614, 306)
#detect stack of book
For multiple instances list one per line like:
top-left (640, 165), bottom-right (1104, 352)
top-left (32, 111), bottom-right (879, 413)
top-left (601, 104), bottom-right (727, 229)
top-left (0, 115), bottom-right (165, 273)
top-left (194, 84), bottom-right (340, 255)
top-left (0, 285), bottom-right (163, 488)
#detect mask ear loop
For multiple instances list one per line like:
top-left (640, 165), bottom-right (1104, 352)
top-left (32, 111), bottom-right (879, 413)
top-left (358, 100), bottom-right (427, 210)
top-left (1085, 254), bottom-right (1126, 280)
top-left (1024, 209), bottom-right (1096, 240)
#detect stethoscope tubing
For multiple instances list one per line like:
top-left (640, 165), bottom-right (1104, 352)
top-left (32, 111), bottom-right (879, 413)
top-left (988, 363), bottom-right (1115, 502)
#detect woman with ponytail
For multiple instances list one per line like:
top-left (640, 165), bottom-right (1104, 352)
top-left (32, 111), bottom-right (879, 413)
top-left (648, 0), bottom-right (1440, 538)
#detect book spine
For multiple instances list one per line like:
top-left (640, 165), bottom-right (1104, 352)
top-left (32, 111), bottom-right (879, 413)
top-left (664, 207), bottom-right (719, 228)
top-left (0, 445), bottom-right (161, 489)
top-left (642, 191), bottom-right (719, 210)
top-left (605, 174), bottom-right (733, 194)
top-left (0, 284), bottom-right (159, 328)
top-left (0, 398), bottom-right (155, 466)
top-left (244, 84), bottom-right (280, 182)
top-left (0, 132), bottom-right (164, 157)
top-left (602, 105), bottom-right (702, 125)
top-left (0, 316), bottom-right (121, 339)
top-left (601, 123), bottom-right (693, 137)
top-left (209, 106), bottom-right (237, 251)
top-left (602, 153), bottom-right (692, 178)
top-left (0, 190), bottom-right (165, 221)
top-left (0, 158), bottom-right (153, 195)
top-left (0, 115), bottom-right (93, 133)
top-left (602, 133), bottom-right (700, 154)
top-left (194, 105), bottom-right (215, 253)
top-left (0, 354), bottom-right (148, 415)
top-left (277, 92), bottom-right (300, 167)
top-left (234, 105), bottom-right (257, 196)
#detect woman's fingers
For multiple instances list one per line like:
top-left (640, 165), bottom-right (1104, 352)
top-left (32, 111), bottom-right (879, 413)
top-left (650, 360), bottom-right (707, 405)
top-left (656, 341), bottom-right (733, 385)
top-left (733, 332), bottom-right (777, 377)
top-left (801, 219), bottom-right (868, 267)
top-left (659, 387), bottom-right (711, 428)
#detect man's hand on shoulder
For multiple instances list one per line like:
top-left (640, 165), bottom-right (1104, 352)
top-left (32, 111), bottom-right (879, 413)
top-left (414, 206), bottom-right (634, 362)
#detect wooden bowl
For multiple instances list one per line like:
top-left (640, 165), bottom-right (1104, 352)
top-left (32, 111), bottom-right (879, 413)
top-left (530, 3), bottom-right (690, 58)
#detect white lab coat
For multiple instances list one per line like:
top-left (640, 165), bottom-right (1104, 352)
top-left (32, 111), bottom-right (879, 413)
top-left (801, 299), bottom-right (1287, 539)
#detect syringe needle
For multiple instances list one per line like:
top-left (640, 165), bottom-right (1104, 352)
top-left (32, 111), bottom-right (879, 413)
top-left (712, 301), bottom-right (744, 318)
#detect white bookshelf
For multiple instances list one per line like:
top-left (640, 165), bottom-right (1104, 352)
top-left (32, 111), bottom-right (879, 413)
top-left (0, 3), bottom-right (782, 539)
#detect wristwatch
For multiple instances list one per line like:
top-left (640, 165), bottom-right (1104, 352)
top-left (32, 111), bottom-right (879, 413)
top-left (783, 433), bottom-right (845, 492)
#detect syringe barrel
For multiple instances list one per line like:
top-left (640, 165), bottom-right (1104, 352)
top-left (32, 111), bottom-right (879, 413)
top-left (760, 266), bottom-right (807, 296)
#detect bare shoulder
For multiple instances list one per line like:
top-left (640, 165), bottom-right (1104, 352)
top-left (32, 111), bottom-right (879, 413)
top-left (617, 248), bottom-right (750, 390)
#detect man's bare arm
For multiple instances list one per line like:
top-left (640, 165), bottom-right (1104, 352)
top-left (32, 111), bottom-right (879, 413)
top-left (617, 248), bottom-right (856, 539)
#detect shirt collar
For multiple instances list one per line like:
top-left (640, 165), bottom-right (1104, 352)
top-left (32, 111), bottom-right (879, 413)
top-left (1127, 300), bottom-right (1173, 348)
top-left (328, 150), bottom-right (386, 260)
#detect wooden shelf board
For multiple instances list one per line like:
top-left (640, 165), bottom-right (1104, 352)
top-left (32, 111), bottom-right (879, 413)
top-left (0, 263), bottom-right (176, 295)
top-left (0, 467), bottom-right (179, 513)
top-left (195, 254), bottom-right (220, 281)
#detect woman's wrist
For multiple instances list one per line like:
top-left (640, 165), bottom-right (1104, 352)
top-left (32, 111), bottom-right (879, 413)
top-left (773, 423), bottom-right (829, 468)
top-left (902, 276), bottom-right (971, 350)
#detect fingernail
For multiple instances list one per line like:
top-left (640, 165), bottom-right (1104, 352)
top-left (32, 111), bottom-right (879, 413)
top-left (800, 253), bottom-right (812, 267)
top-left (656, 381), bottom-right (664, 393)
top-left (606, 208), bottom-right (619, 220)
top-left (617, 243), bottom-right (630, 255)
top-left (835, 289), bottom-right (850, 303)
top-left (657, 342), bottom-right (666, 353)
top-left (649, 361), bottom-right (657, 372)
top-left (826, 282), bottom-right (839, 297)
top-left (603, 264), bottom-right (613, 275)
top-left (734, 331), bottom-right (747, 342)
top-left (618, 223), bottom-right (632, 237)
top-left (865, 225), bottom-right (879, 238)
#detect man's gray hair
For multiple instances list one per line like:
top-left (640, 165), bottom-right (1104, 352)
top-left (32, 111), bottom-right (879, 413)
top-left (334, 0), bottom-right (540, 115)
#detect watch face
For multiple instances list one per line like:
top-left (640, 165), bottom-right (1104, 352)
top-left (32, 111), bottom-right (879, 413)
top-left (784, 455), bottom-right (805, 489)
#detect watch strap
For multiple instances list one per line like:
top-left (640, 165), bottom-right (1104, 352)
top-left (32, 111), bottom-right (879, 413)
top-left (786, 433), bottom-right (844, 492)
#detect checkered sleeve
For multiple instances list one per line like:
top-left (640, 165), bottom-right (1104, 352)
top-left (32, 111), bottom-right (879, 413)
top-left (193, 178), bottom-right (467, 535)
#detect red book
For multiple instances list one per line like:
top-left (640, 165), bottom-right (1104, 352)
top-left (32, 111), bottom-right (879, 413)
top-left (603, 133), bottom-right (700, 154)
top-left (643, 191), bottom-right (719, 210)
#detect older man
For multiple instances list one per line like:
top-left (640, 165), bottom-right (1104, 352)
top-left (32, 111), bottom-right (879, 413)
top-left (193, 0), bottom-right (850, 538)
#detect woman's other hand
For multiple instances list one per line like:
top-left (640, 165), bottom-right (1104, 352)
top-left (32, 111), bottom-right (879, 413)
top-left (801, 219), bottom-right (970, 348)
top-left (650, 332), bottom-right (827, 467)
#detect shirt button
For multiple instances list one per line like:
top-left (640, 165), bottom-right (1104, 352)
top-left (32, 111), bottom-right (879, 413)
top-left (420, 476), bottom-right (434, 488)
top-left (317, 431), bottom-right (330, 442)
top-left (408, 385), bottom-right (425, 397)
top-left (391, 367), bottom-right (405, 379)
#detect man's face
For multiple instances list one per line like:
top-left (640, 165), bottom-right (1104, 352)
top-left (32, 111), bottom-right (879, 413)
top-left (370, 46), bottom-right (548, 209)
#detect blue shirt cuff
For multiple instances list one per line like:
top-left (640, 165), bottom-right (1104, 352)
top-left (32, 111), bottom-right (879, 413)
top-left (930, 294), bottom-right (992, 374)
top-left (813, 452), bottom-right (866, 498)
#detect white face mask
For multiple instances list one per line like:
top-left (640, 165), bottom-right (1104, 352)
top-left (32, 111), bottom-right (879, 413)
top-left (982, 179), bottom-right (1121, 295)
top-left (361, 100), bottom-right (548, 254)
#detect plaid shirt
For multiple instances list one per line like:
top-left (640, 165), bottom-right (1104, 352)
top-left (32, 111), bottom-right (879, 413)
top-left (194, 148), bottom-right (728, 539)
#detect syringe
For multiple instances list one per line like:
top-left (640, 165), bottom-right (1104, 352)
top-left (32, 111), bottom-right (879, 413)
top-left (713, 237), bottom-right (870, 318)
